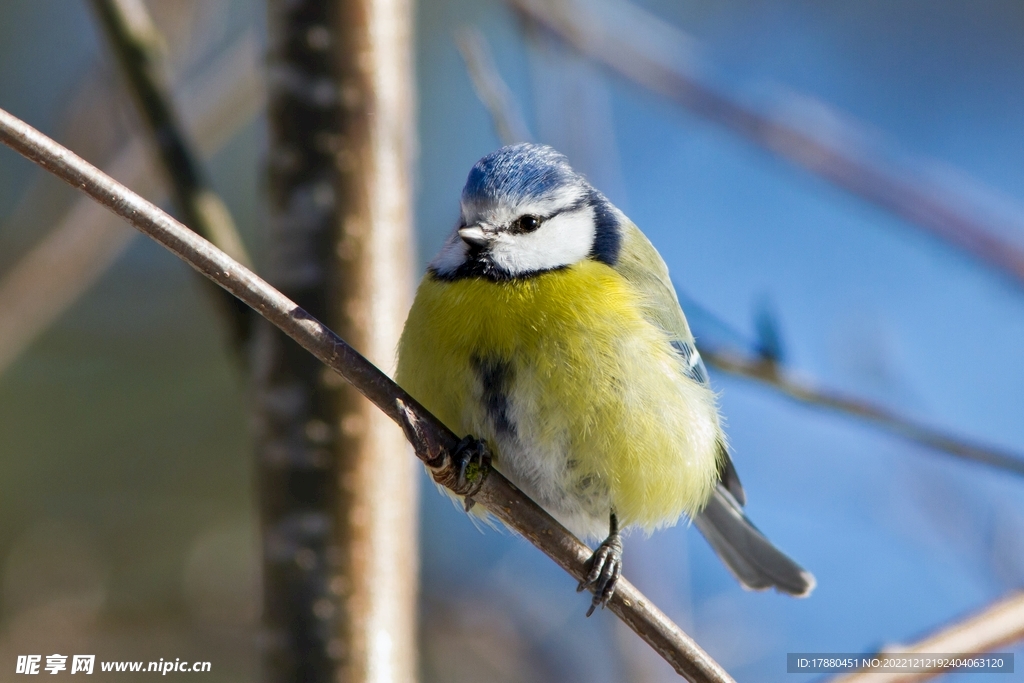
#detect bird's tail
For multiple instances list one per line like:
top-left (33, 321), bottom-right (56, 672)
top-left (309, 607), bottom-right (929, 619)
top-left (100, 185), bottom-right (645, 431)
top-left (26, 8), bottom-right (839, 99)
top-left (693, 485), bottom-right (815, 597)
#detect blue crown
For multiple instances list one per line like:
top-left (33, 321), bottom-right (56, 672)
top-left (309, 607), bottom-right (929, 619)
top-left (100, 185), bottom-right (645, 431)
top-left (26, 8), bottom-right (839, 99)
top-left (462, 143), bottom-right (582, 206)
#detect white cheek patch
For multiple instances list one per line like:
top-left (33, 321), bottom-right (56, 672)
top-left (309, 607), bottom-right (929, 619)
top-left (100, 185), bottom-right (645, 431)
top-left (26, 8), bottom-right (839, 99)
top-left (489, 206), bottom-right (596, 276)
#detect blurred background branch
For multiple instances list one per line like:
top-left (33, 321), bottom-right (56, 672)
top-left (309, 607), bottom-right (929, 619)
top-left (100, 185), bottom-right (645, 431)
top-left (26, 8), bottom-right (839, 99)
top-left (509, 0), bottom-right (1024, 288)
top-left (0, 29), bottom-right (263, 376)
top-left (257, 0), bottom-right (418, 680)
top-left (257, 2), bottom-right (350, 678)
top-left (700, 346), bottom-right (1024, 477)
top-left (456, 26), bottom-right (533, 145)
top-left (324, 0), bottom-right (420, 679)
top-left (88, 0), bottom-right (253, 349)
top-left (833, 591), bottom-right (1024, 683)
top-left (0, 104), bottom-right (735, 683)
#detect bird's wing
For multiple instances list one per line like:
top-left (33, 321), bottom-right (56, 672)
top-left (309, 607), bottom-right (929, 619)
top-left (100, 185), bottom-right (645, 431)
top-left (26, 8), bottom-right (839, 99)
top-left (613, 223), bottom-right (815, 595)
top-left (614, 221), bottom-right (745, 504)
top-left (612, 222), bottom-right (695, 346)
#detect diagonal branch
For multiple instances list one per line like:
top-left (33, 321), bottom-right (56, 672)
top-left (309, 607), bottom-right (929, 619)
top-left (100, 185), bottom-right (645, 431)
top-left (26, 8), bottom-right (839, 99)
top-left (832, 591), bottom-right (1024, 683)
top-left (0, 107), bottom-right (733, 683)
top-left (508, 0), bottom-right (1024, 287)
top-left (701, 347), bottom-right (1024, 477)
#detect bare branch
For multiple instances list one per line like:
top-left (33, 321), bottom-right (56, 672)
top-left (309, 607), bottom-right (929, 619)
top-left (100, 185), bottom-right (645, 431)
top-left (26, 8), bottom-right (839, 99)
top-left (833, 591), bottom-right (1024, 683)
top-left (702, 347), bottom-right (1024, 477)
top-left (88, 0), bottom-right (254, 346)
top-left (0, 32), bottom-right (263, 376)
top-left (0, 108), bottom-right (734, 683)
top-left (508, 0), bottom-right (1024, 287)
top-left (455, 27), bottom-right (533, 145)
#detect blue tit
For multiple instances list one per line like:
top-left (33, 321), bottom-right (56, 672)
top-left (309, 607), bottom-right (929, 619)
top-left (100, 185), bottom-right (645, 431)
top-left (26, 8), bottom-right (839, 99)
top-left (397, 143), bottom-right (814, 614)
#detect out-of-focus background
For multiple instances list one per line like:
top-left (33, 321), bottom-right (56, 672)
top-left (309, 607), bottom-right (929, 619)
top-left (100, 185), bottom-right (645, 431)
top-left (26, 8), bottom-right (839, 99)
top-left (1, 1), bottom-right (1023, 681)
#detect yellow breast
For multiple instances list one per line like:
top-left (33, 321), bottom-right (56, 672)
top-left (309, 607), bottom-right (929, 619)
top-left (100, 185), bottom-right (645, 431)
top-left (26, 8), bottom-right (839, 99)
top-left (396, 260), bottom-right (722, 535)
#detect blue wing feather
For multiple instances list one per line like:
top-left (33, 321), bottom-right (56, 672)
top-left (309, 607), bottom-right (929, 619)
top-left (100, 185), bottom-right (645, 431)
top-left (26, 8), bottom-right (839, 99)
top-left (670, 339), bottom-right (711, 387)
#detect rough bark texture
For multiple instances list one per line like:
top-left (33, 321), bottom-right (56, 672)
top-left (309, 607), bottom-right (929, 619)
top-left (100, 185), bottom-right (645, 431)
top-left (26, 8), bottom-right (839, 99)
top-left (258, 0), bottom-right (417, 681)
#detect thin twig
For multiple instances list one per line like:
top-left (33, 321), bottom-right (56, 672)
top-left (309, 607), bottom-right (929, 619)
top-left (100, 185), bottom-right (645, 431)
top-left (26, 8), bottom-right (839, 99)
top-left (701, 347), bottom-right (1024, 477)
top-left (455, 26), bottom-right (533, 145)
top-left (832, 591), bottom-right (1024, 683)
top-left (0, 108), bottom-right (734, 683)
top-left (508, 0), bottom-right (1024, 287)
top-left (88, 0), bottom-right (254, 347)
top-left (0, 31), bottom-right (263, 376)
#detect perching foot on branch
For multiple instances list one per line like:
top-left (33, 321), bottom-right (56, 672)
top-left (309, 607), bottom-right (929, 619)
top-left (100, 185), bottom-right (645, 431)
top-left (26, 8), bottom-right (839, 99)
top-left (453, 435), bottom-right (492, 510)
top-left (579, 511), bottom-right (623, 617)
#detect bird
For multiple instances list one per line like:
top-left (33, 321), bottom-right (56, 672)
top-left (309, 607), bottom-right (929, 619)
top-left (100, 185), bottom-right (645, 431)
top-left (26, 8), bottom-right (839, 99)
top-left (396, 143), bottom-right (814, 615)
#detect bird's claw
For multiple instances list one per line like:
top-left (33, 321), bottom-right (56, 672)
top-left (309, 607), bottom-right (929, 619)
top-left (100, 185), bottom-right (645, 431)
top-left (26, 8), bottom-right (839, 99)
top-left (452, 435), bottom-right (491, 510)
top-left (577, 534), bottom-right (623, 617)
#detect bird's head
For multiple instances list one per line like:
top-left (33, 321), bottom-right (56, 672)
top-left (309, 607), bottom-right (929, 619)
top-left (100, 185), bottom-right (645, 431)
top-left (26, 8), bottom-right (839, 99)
top-left (429, 143), bottom-right (623, 280)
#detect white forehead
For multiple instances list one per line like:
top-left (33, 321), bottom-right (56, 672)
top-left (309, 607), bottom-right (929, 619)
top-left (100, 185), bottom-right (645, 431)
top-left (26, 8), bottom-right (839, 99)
top-left (460, 181), bottom-right (588, 227)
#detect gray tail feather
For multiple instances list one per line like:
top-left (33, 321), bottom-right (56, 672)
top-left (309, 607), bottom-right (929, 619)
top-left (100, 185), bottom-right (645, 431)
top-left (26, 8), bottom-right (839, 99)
top-left (694, 485), bottom-right (815, 597)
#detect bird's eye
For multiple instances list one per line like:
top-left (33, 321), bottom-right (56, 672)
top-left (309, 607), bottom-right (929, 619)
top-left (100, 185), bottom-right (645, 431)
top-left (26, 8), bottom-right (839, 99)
top-left (513, 215), bottom-right (541, 233)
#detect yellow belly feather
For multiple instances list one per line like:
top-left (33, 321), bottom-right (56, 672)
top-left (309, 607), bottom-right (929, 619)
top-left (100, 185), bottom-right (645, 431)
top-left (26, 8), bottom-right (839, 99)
top-left (396, 260), bottom-right (721, 535)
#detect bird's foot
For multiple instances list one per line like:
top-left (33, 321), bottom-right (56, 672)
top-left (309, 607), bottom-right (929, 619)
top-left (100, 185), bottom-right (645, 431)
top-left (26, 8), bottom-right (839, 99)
top-left (452, 435), bottom-right (492, 511)
top-left (577, 529), bottom-right (623, 617)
